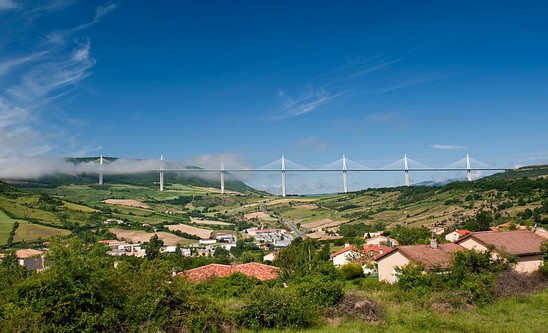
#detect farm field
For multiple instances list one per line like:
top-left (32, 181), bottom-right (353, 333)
top-left (165, 224), bottom-right (214, 239)
top-left (0, 209), bottom-right (19, 245)
top-left (13, 222), bottom-right (70, 243)
top-left (108, 229), bottom-right (193, 246)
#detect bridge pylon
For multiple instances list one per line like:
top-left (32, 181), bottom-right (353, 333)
top-left (281, 155), bottom-right (287, 197)
top-left (342, 154), bottom-right (348, 193)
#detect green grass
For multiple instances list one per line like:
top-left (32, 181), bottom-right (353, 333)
top-left (0, 209), bottom-right (19, 245)
top-left (250, 290), bottom-right (548, 333)
top-left (12, 222), bottom-right (70, 243)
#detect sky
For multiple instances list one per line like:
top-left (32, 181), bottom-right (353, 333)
top-left (1, 0), bottom-right (548, 194)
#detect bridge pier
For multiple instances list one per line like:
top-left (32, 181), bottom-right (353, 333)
top-left (404, 154), bottom-right (410, 186)
top-left (220, 163), bottom-right (225, 194)
top-left (466, 154), bottom-right (472, 182)
top-left (281, 155), bottom-right (287, 197)
top-left (99, 155), bottom-right (104, 185)
top-left (342, 154), bottom-right (348, 193)
top-left (159, 155), bottom-right (164, 191)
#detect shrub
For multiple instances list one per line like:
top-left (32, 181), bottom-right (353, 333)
top-left (340, 262), bottom-right (365, 280)
top-left (236, 286), bottom-right (319, 330)
top-left (328, 292), bottom-right (384, 323)
top-left (291, 275), bottom-right (344, 306)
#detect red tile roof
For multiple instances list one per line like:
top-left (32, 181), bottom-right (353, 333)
top-left (455, 229), bottom-right (471, 236)
top-left (378, 243), bottom-right (465, 270)
top-left (330, 245), bottom-right (363, 259)
top-left (363, 244), bottom-right (394, 260)
top-left (180, 263), bottom-right (280, 282)
top-left (457, 230), bottom-right (545, 256)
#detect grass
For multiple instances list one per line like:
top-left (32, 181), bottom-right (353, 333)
top-left (250, 289), bottom-right (548, 333)
top-left (12, 222), bottom-right (70, 243)
top-left (62, 201), bottom-right (99, 213)
top-left (0, 209), bottom-right (18, 245)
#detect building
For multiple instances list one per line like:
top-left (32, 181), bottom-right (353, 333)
top-left (180, 263), bottom-right (280, 282)
top-left (456, 230), bottom-right (546, 273)
top-left (330, 245), bottom-right (365, 267)
top-left (99, 240), bottom-right (127, 248)
top-left (365, 235), bottom-right (399, 247)
top-left (445, 229), bottom-right (471, 242)
top-left (376, 241), bottom-right (464, 284)
top-left (16, 249), bottom-right (45, 270)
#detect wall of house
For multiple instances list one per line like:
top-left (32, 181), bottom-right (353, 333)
top-left (332, 251), bottom-right (359, 267)
top-left (515, 255), bottom-right (542, 273)
top-left (377, 251), bottom-right (409, 284)
top-left (445, 232), bottom-right (460, 242)
top-left (457, 238), bottom-right (489, 252)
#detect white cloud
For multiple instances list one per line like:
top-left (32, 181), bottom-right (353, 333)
top-left (0, 2), bottom-right (115, 158)
top-left (274, 88), bottom-right (341, 120)
top-left (431, 144), bottom-right (467, 150)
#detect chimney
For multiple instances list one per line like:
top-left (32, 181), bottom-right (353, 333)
top-left (172, 267), bottom-right (177, 277)
top-left (344, 243), bottom-right (350, 248)
top-left (430, 237), bottom-right (438, 250)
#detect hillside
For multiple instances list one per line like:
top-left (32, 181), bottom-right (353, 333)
top-left (2, 164), bottom-right (548, 246)
top-left (6, 156), bottom-right (262, 195)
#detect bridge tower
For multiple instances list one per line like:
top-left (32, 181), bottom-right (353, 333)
top-left (220, 162), bottom-right (225, 194)
top-left (342, 154), bottom-right (348, 193)
top-left (466, 154), bottom-right (472, 182)
top-left (281, 155), bottom-right (287, 197)
top-left (404, 154), bottom-right (410, 187)
top-left (159, 155), bottom-right (164, 191)
top-left (99, 154), bottom-right (104, 185)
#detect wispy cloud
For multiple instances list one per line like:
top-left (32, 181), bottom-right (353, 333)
top-left (431, 144), bottom-right (467, 150)
top-left (0, 0), bottom-right (18, 11)
top-left (273, 88), bottom-right (341, 120)
top-left (0, 2), bottom-right (115, 157)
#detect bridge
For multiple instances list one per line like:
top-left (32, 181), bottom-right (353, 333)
top-left (95, 154), bottom-right (512, 196)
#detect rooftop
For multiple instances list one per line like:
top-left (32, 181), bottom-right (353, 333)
top-left (379, 243), bottom-right (464, 270)
top-left (457, 230), bottom-right (545, 256)
top-left (180, 263), bottom-right (280, 282)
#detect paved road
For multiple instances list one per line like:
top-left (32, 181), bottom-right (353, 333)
top-left (260, 203), bottom-right (303, 238)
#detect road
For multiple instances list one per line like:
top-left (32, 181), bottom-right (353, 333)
top-left (259, 203), bottom-right (303, 238)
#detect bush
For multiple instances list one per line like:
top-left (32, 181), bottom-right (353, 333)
top-left (236, 286), bottom-right (319, 330)
top-left (340, 262), bottom-right (364, 280)
top-left (291, 275), bottom-right (344, 306)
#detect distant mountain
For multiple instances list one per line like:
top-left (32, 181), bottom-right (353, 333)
top-left (9, 157), bottom-right (263, 195)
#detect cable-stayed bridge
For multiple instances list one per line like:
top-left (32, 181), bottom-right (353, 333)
top-left (95, 154), bottom-right (512, 196)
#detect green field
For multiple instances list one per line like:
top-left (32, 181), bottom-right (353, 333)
top-left (13, 222), bottom-right (70, 243)
top-left (0, 209), bottom-right (18, 245)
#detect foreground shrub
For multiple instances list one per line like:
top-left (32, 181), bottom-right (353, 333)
top-left (340, 262), bottom-right (365, 280)
top-left (291, 275), bottom-right (344, 306)
top-left (236, 286), bottom-right (319, 330)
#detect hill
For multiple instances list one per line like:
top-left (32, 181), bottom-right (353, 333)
top-left (7, 156), bottom-right (262, 195)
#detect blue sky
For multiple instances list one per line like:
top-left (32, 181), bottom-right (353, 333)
top-left (1, 1), bottom-right (547, 193)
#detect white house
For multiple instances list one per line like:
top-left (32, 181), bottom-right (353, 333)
top-left (445, 229), bottom-right (471, 242)
top-left (365, 235), bottom-right (399, 247)
top-left (330, 245), bottom-right (365, 267)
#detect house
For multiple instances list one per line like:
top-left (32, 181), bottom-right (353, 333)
top-left (365, 235), bottom-right (399, 247)
top-left (99, 240), bottom-right (127, 248)
top-left (330, 245), bottom-right (365, 267)
top-left (456, 230), bottom-right (546, 273)
top-left (215, 233), bottom-right (236, 243)
top-left (363, 244), bottom-right (393, 260)
top-left (180, 263), bottom-right (280, 282)
top-left (445, 229), bottom-right (471, 242)
top-left (533, 226), bottom-right (548, 239)
top-left (376, 240), bottom-right (464, 284)
top-left (263, 252), bottom-right (277, 262)
top-left (16, 249), bottom-right (45, 270)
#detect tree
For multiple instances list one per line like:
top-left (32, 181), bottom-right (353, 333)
top-left (146, 234), bottom-right (164, 260)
